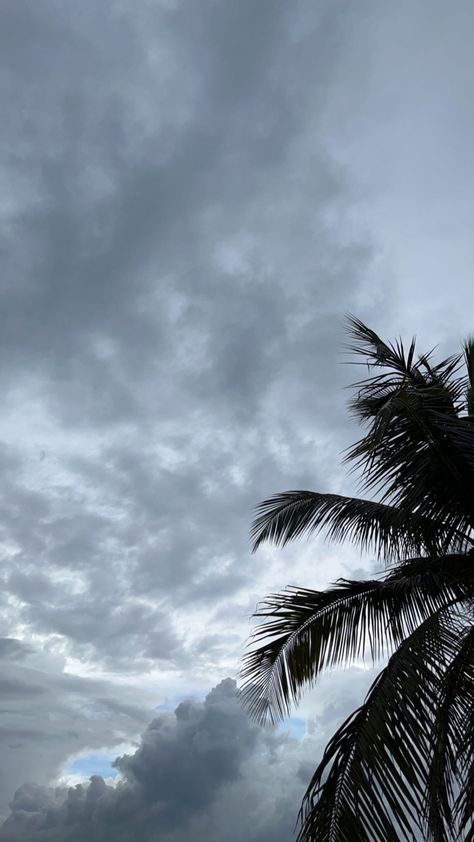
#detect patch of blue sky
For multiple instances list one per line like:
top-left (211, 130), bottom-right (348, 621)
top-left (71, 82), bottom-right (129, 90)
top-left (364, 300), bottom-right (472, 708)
top-left (276, 717), bottom-right (306, 741)
top-left (65, 754), bottom-right (118, 779)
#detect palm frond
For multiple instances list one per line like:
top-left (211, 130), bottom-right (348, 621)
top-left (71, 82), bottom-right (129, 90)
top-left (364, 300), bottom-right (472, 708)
top-left (346, 315), bottom-right (465, 413)
top-left (347, 393), bottom-right (474, 538)
top-left (345, 315), bottom-right (421, 378)
top-left (250, 490), bottom-right (470, 559)
top-left (297, 608), bottom-right (462, 842)
top-left (450, 625), bottom-right (474, 840)
top-left (245, 317), bottom-right (474, 839)
top-left (345, 317), bottom-right (474, 534)
top-left (240, 555), bottom-right (471, 724)
top-left (463, 337), bottom-right (474, 417)
top-left (434, 412), bottom-right (474, 473)
top-left (427, 624), bottom-right (474, 841)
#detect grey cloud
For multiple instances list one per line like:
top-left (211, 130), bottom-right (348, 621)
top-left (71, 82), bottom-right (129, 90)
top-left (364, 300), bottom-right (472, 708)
top-left (5, 572), bottom-right (187, 673)
top-left (0, 677), bottom-right (351, 842)
top-left (0, 0), bottom-right (470, 837)
top-left (1, 0), bottom-right (370, 418)
top-left (0, 676), bottom-right (46, 699)
top-left (0, 0), bottom-right (374, 676)
top-left (0, 0), bottom-right (419, 824)
top-left (0, 639), bottom-right (34, 661)
top-left (0, 0), bottom-right (377, 630)
top-left (0, 639), bottom-right (158, 818)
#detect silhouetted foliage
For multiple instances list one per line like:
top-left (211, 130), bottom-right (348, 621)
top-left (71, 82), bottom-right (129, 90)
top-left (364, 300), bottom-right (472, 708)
top-left (241, 317), bottom-right (474, 841)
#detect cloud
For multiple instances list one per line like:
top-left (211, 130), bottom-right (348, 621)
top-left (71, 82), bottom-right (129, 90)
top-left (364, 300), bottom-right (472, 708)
top-left (1, 0), bottom-right (368, 414)
top-left (3, 0), bottom-right (472, 830)
top-left (0, 638), bottom-right (158, 819)
top-left (0, 676), bottom-right (375, 842)
top-left (0, 0), bottom-right (376, 691)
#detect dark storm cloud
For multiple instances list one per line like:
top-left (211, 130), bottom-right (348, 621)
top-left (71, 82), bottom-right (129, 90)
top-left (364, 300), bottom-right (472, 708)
top-left (0, 676), bottom-right (373, 842)
top-left (0, 0), bottom-right (375, 678)
top-left (1, 0), bottom-right (365, 423)
top-left (0, 0), bottom-right (387, 822)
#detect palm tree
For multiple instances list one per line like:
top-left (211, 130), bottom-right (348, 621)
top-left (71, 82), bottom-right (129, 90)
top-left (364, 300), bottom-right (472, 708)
top-left (240, 317), bottom-right (474, 841)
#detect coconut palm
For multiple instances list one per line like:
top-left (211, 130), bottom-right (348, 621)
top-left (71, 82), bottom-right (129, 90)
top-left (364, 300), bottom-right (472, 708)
top-left (240, 317), bottom-right (474, 841)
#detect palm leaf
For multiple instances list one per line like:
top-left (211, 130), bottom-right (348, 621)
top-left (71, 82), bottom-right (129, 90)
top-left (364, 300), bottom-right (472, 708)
top-left (427, 624), bottom-right (474, 841)
top-left (345, 317), bottom-right (474, 533)
top-left (244, 317), bottom-right (474, 839)
top-left (347, 393), bottom-right (474, 538)
top-left (297, 608), bottom-right (461, 842)
top-left (346, 315), bottom-right (465, 413)
top-left (250, 491), bottom-right (470, 559)
top-left (463, 337), bottom-right (474, 417)
top-left (240, 555), bottom-right (471, 724)
top-left (450, 625), bottom-right (474, 840)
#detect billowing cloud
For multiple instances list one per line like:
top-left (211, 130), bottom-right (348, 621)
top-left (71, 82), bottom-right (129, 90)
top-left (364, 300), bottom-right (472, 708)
top-left (0, 636), bottom-right (158, 819)
top-left (0, 676), bottom-right (375, 841)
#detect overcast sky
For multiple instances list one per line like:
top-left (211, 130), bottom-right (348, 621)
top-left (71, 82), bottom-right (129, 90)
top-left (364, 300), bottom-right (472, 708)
top-left (0, 1), bottom-right (473, 839)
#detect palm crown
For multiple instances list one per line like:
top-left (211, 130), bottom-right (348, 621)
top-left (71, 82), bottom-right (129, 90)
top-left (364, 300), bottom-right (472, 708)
top-left (240, 317), bottom-right (474, 842)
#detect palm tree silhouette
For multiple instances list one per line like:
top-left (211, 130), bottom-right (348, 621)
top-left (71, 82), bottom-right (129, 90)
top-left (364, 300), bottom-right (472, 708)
top-left (241, 317), bottom-right (474, 841)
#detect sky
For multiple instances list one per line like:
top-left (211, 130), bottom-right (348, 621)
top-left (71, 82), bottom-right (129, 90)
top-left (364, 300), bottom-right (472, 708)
top-left (0, 1), bottom-right (473, 839)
